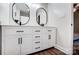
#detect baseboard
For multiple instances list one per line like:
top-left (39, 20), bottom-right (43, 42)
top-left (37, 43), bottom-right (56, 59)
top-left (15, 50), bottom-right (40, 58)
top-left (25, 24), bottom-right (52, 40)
top-left (55, 44), bottom-right (73, 55)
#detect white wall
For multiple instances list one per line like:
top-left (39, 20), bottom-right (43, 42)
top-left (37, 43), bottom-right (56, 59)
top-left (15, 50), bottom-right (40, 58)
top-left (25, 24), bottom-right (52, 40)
top-left (0, 3), bottom-right (9, 25)
top-left (48, 3), bottom-right (73, 54)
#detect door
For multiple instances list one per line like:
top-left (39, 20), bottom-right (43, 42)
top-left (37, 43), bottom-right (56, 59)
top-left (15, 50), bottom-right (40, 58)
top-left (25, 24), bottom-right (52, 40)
top-left (4, 35), bottom-right (20, 55)
top-left (21, 35), bottom-right (32, 55)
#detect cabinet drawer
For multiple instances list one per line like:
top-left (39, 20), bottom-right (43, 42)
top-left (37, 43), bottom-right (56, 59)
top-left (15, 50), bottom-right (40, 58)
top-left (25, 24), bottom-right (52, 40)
top-left (32, 39), bottom-right (42, 52)
top-left (19, 28), bottom-right (32, 35)
top-left (33, 35), bottom-right (41, 40)
top-left (47, 28), bottom-right (56, 34)
top-left (5, 29), bottom-right (20, 35)
top-left (5, 28), bottom-right (32, 35)
top-left (48, 29), bottom-right (56, 33)
top-left (33, 46), bottom-right (41, 52)
top-left (33, 40), bottom-right (41, 45)
top-left (33, 29), bottom-right (42, 34)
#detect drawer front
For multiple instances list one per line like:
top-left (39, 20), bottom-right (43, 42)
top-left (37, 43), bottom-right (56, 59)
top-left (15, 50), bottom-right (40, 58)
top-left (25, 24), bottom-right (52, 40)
top-left (5, 27), bottom-right (32, 35)
top-left (5, 29), bottom-right (20, 35)
top-left (47, 29), bottom-right (56, 34)
top-left (33, 46), bottom-right (41, 52)
top-left (32, 39), bottom-right (42, 52)
top-left (33, 40), bottom-right (41, 46)
top-left (33, 34), bottom-right (42, 40)
top-left (19, 28), bottom-right (32, 35)
top-left (33, 29), bottom-right (42, 34)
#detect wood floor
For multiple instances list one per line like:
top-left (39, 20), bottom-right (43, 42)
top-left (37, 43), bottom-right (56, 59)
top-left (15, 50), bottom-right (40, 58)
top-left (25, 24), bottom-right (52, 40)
top-left (30, 47), bottom-right (66, 55)
top-left (73, 45), bottom-right (79, 55)
top-left (0, 45), bottom-right (78, 55)
top-left (30, 45), bottom-right (79, 55)
top-left (0, 46), bottom-right (78, 55)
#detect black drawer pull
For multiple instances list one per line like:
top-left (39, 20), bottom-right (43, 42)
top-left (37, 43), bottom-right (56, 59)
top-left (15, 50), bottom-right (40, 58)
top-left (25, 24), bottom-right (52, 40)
top-left (35, 30), bottom-right (40, 32)
top-left (35, 47), bottom-right (40, 49)
top-left (21, 37), bottom-right (22, 44)
top-left (35, 41), bottom-right (40, 44)
top-left (48, 35), bottom-right (51, 39)
top-left (48, 30), bottom-right (52, 32)
top-left (18, 38), bottom-right (20, 44)
top-left (35, 36), bottom-right (40, 38)
top-left (16, 31), bottom-right (24, 32)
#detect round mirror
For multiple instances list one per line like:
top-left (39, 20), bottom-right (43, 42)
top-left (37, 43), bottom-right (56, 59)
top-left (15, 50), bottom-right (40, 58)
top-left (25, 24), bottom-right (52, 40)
top-left (36, 8), bottom-right (48, 26)
top-left (12, 3), bottom-right (30, 25)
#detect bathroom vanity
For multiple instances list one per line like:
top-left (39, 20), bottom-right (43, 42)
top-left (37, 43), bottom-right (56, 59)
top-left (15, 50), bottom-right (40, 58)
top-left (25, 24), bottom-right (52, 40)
top-left (0, 26), bottom-right (56, 55)
top-left (0, 3), bottom-right (57, 55)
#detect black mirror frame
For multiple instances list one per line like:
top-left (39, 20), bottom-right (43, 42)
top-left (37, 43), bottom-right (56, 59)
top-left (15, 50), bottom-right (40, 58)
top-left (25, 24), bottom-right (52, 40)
top-left (12, 3), bottom-right (30, 26)
top-left (36, 8), bottom-right (48, 27)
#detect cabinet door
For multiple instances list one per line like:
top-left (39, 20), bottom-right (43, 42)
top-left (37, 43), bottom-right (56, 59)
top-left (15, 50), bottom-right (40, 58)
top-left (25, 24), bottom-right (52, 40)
top-left (42, 29), bottom-right (48, 49)
top-left (4, 35), bottom-right (20, 55)
top-left (21, 35), bottom-right (32, 55)
top-left (47, 28), bottom-right (56, 47)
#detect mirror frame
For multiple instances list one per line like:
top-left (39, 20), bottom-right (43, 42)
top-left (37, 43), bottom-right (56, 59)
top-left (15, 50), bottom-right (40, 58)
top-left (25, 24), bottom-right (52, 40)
top-left (12, 3), bottom-right (30, 26)
top-left (36, 8), bottom-right (48, 26)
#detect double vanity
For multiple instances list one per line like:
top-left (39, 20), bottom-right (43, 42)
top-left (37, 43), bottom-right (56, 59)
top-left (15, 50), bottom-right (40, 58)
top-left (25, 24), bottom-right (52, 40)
top-left (0, 3), bottom-right (57, 55)
top-left (0, 26), bottom-right (56, 55)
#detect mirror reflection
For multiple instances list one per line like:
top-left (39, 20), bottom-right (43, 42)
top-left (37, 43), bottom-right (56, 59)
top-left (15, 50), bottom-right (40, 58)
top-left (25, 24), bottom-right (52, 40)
top-left (12, 3), bottom-right (30, 25)
top-left (36, 8), bottom-right (48, 26)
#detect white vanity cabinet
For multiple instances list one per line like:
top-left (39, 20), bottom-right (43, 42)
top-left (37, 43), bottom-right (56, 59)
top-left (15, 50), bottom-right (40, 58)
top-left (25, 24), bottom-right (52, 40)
top-left (42, 28), bottom-right (56, 49)
top-left (2, 26), bottom-right (33, 55)
top-left (47, 28), bottom-right (56, 47)
top-left (1, 26), bottom-right (56, 55)
top-left (32, 27), bottom-right (43, 52)
top-left (4, 35), bottom-right (32, 55)
top-left (21, 35), bottom-right (32, 55)
top-left (4, 35), bottom-right (20, 55)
